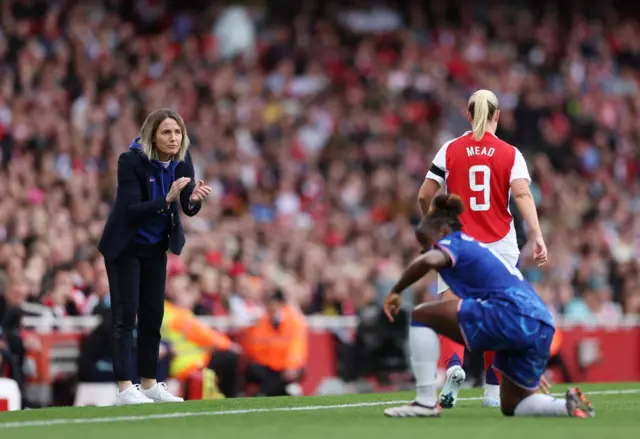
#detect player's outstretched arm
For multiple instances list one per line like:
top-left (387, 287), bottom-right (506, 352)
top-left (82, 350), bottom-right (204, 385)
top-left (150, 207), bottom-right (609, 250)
top-left (392, 250), bottom-right (450, 293)
top-left (384, 250), bottom-right (451, 321)
top-left (510, 179), bottom-right (547, 265)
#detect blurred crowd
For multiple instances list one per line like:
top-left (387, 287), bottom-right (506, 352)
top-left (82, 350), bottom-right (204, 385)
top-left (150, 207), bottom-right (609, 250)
top-left (1, 0), bottom-right (640, 366)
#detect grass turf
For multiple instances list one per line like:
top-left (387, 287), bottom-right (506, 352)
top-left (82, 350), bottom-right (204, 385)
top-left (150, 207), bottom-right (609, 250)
top-left (0, 382), bottom-right (638, 439)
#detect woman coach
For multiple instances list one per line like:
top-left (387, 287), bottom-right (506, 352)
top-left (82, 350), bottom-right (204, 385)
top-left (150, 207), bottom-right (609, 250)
top-left (98, 108), bottom-right (211, 405)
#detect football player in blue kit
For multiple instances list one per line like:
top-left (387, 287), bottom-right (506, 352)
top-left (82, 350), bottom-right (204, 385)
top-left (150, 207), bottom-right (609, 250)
top-left (383, 194), bottom-right (594, 419)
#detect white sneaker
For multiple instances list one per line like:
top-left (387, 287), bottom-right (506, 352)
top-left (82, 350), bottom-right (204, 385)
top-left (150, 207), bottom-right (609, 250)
top-left (142, 382), bottom-right (184, 403)
top-left (482, 384), bottom-right (500, 408)
top-left (115, 384), bottom-right (154, 405)
top-left (384, 402), bottom-right (440, 417)
top-left (438, 365), bottom-right (466, 409)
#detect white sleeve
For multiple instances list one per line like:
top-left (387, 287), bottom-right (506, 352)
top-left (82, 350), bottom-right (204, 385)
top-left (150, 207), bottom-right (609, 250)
top-left (510, 148), bottom-right (531, 183)
top-left (425, 142), bottom-right (448, 187)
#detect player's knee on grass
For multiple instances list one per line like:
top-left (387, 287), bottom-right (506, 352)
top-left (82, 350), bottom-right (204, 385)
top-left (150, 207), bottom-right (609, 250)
top-left (501, 402), bottom-right (516, 417)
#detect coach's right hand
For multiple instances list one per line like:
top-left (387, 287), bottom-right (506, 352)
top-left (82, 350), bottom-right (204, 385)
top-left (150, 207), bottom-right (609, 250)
top-left (165, 177), bottom-right (191, 205)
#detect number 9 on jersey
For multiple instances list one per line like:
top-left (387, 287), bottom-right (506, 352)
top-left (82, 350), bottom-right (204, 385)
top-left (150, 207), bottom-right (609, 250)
top-left (469, 165), bottom-right (490, 211)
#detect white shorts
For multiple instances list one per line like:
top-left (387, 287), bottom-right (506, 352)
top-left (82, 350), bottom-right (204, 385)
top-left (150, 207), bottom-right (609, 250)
top-left (436, 252), bottom-right (520, 295)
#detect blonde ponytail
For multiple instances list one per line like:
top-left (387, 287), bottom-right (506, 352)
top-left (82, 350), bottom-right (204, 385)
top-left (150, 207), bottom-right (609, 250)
top-left (468, 90), bottom-right (499, 141)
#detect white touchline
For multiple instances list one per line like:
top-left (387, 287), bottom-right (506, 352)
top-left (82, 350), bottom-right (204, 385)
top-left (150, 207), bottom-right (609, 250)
top-left (0, 388), bottom-right (638, 429)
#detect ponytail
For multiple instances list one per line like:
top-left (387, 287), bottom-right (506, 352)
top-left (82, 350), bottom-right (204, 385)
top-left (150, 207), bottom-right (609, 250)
top-left (468, 90), bottom-right (499, 141)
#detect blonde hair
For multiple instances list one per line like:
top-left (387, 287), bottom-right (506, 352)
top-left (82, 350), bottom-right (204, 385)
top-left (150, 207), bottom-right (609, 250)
top-left (468, 90), bottom-right (499, 141)
top-left (139, 109), bottom-right (190, 162)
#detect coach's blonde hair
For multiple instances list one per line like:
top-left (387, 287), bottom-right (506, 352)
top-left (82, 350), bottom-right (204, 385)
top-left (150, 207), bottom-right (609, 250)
top-left (139, 109), bottom-right (190, 162)
top-left (468, 90), bottom-right (499, 141)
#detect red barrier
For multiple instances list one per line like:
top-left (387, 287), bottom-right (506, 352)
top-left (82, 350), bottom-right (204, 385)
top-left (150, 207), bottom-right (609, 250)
top-left (555, 327), bottom-right (640, 383)
top-left (301, 331), bottom-right (337, 395)
top-left (21, 326), bottom-right (640, 396)
top-left (23, 332), bottom-right (83, 384)
top-left (273, 327), bottom-right (640, 392)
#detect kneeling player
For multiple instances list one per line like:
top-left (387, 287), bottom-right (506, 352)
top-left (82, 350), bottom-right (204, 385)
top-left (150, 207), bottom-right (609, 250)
top-left (383, 194), bottom-right (593, 418)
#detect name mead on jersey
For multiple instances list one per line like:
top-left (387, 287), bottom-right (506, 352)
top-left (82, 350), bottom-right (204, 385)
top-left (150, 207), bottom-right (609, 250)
top-left (466, 146), bottom-right (495, 157)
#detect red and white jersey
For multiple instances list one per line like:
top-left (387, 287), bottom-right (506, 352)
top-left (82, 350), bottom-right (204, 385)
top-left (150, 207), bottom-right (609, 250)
top-left (426, 131), bottom-right (530, 256)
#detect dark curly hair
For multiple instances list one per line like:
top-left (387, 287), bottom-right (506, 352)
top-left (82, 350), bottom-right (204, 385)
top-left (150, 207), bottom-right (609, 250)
top-left (417, 193), bottom-right (465, 237)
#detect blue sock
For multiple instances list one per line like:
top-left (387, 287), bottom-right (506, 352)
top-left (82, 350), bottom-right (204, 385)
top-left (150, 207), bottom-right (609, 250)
top-left (485, 365), bottom-right (500, 385)
top-left (447, 352), bottom-right (462, 369)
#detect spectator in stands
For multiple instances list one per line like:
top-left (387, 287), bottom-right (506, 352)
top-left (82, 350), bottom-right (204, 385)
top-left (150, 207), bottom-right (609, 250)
top-left (0, 280), bottom-right (27, 397)
top-left (77, 309), bottom-right (118, 383)
top-left (42, 269), bottom-right (85, 316)
top-left (564, 276), bottom-right (624, 324)
top-left (98, 108), bottom-right (211, 405)
top-left (350, 282), bottom-right (409, 383)
top-left (83, 270), bottom-right (111, 316)
top-left (241, 290), bottom-right (307, 396)
top-left (227, 273), bottom-right (266, 327)
top-left (163, 273), bottom-right (242, 398)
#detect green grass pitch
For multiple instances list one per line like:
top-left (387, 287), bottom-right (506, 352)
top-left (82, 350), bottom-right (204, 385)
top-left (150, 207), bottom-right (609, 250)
top-left (0, 383), bottom-right (638, 439)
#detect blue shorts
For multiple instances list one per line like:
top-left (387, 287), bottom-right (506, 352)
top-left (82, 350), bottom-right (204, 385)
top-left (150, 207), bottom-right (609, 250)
top-left (457, 298), bottom-right (554, 390)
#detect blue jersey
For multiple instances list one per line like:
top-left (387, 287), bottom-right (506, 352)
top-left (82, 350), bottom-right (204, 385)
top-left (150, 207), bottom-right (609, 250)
top-left (435, 231), bottom-right (554, 328)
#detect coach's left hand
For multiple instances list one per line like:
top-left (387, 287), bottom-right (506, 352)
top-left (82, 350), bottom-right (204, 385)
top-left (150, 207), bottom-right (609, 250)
top-left (190, 180), bottom-right (212, 203)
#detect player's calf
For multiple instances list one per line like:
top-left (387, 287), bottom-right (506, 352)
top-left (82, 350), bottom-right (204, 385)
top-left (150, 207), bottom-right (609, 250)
top-left (385, 300), bottom-right (464, 417)
top-left (508, 388), bottom-right (594, 418)
top-left (383, 319), bottom-right (443, 417)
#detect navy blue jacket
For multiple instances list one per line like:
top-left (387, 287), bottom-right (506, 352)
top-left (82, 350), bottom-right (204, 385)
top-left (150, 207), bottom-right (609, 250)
top-left (98, 144), bottom-right (201, 261)
top-left (128, 140), bottom-right (180, 246)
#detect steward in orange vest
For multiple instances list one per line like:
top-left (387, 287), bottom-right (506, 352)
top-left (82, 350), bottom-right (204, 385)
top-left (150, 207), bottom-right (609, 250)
top-left (162, 300), bottom-right (241, 397)
top-left (239, 290), bottom-right (308, 396)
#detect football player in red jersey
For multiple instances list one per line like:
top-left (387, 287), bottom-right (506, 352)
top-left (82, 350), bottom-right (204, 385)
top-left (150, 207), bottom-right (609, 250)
top-left (415, 90), bottom-right (547, 409)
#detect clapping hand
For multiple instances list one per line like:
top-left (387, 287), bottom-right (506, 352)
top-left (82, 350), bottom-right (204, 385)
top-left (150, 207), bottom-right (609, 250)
top-left (190, 180), bottom-right (212, 204)
top-left (166, 177), bottom-right (191, 205)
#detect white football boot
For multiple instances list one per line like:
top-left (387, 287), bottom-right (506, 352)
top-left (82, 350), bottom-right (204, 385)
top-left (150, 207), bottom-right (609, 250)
top-left (438, 365), bottom-right (466, 408)
top-left (384, 401), bottom-right (441, 417)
